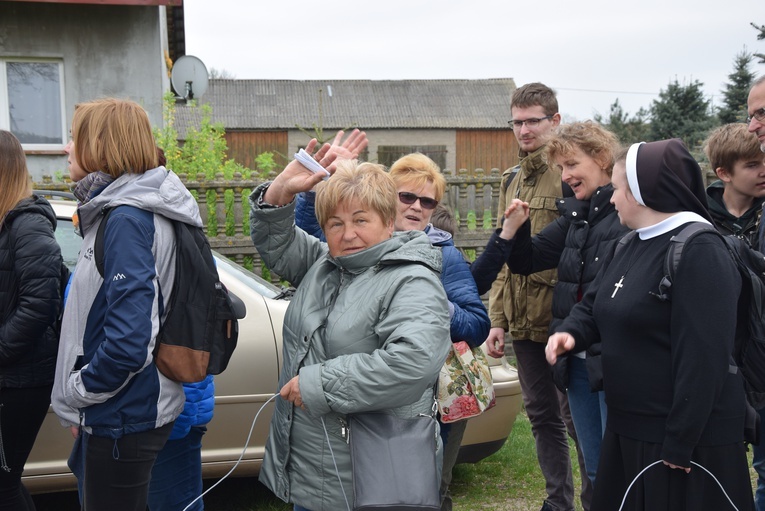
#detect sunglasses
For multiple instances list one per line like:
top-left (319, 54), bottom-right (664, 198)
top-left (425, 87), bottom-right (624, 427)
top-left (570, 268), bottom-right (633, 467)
top-left (398, 192), bottom-right (439, 210)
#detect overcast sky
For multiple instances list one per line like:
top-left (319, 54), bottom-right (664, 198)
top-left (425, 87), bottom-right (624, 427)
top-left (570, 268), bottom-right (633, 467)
top-left (183, 0), bottom-right (764, 122)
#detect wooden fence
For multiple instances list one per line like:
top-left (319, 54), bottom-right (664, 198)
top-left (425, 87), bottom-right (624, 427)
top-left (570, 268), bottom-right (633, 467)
top-left (36, 166), bottom-right (719, 285)
top-left (35, 168), bottom-right (506, 284)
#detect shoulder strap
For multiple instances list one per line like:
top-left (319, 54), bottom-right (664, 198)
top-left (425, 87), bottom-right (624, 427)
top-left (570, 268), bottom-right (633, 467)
top-left (656, 222), bottom-right (721, 301)
top-left (613, 230), bottom-right (637, 259)
top-left (502, 166), bottom-right (520, 193)
top-left (94, 208), bottom-right (114, 278)
top-left (664, 222), bottom-right (720, 281)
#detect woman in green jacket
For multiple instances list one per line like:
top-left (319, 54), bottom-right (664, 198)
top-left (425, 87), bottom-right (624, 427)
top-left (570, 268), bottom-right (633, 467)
top-left (250, 144), bottom-right (451, 511)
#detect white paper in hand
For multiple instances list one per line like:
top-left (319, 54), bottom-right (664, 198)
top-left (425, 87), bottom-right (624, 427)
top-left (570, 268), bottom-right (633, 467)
top-left (294, 149), bottom-right (330, 180)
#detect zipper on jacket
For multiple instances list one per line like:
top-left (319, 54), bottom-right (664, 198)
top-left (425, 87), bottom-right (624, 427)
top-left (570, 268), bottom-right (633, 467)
top-left (0, 403), bottom-right (9, 472)
top-left (338, 417), bottom-right (348, 444)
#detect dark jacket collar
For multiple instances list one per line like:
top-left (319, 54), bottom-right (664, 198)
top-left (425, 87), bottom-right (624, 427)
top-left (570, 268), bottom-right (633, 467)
top-left (555, 184), bottom-right (615, 225)
top-left (706, 180), bottom-right (765, 240)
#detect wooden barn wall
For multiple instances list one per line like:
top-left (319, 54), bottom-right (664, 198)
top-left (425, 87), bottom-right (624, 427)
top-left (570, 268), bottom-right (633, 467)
top-left (456, 130), bottom-right (519, 172)
top-left (225, 131), bottom-right (289, 170)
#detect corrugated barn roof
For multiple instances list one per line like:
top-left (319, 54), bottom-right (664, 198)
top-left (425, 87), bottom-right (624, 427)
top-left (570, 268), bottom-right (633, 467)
top-left (174, 78), bottom-right (516, 134)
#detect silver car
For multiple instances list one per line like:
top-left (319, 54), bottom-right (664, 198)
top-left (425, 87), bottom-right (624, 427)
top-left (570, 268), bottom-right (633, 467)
top-left (24, 193), bottom-right (523, 494)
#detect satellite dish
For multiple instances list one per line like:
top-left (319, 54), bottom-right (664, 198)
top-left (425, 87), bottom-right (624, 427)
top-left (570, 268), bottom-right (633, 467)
top-left (171, 55), bottom-right (209, 101)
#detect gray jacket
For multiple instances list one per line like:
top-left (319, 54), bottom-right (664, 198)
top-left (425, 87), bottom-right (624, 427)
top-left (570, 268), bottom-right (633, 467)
top-left (250, 185), bottom-right (451, 510)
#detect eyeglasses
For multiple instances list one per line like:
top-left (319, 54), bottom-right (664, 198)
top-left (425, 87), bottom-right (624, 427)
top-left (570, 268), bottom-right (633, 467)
top-left (398, 192), bottom-right (439, 210)
top-left (747, 108), bottom-right (765, 125)
top-left (508, 116), bottom-right (553, 129)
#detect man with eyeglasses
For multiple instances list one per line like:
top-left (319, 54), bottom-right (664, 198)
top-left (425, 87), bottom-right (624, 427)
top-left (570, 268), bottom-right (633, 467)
top-left (749, 75), bottom-right (765, 153)
top-left (747, 74), bottom-right (765, 511)
top-left (484, 83), bottom-right (582, 511)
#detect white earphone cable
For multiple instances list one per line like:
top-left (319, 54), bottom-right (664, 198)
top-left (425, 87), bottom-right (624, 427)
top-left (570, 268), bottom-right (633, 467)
top-left (182, 393), bottom-right (279, 511)
top-left (618, 459), bottom-right (739, 511)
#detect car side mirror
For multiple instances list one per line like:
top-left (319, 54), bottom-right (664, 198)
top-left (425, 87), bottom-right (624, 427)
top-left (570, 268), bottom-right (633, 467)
top-left (229, 290), bottom-right (247, 319)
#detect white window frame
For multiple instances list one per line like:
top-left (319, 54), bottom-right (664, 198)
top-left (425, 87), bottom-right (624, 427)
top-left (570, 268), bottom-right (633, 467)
top-left (0, 58), bottom-right (66, 150)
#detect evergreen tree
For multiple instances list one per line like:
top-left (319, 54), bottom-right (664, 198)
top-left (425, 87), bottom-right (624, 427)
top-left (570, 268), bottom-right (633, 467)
top-left (752, 22), bottom-right (765, 64)
top-left (718, 50), bottom-right (755, 124)
top-left (650, 79), bottom-right (716, 152)
top-left (594, 99), bottom-right (651, 145)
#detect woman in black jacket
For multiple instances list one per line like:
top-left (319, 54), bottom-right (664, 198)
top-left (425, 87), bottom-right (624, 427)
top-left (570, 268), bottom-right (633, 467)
top-left (0, 130), bottom-right (63, 510)
top-left (547, 139), bottom-right (754, 511)
top-left (473, 122), bottom-right (626, 492)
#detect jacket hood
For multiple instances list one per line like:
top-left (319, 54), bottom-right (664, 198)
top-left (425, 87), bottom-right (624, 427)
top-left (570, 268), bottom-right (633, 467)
top-left (4, 195), bottom-right (57, 230)
top-left (705, 179), bottom-right (765, 241)
top-left (77, 167), bottom-right (202, 232)
top-left (332, 230), bottom-right (442, 275)
top-left (706, 179), bottom-right (765, 222)
top-left (706, 180), bottom-right (732, 220)
top-left (425, 224), bottom-right (453, 246)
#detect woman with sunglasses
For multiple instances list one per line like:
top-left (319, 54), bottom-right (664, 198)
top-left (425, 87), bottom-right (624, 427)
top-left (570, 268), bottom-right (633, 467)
top-left (295, 152), bottom-right (489, 511)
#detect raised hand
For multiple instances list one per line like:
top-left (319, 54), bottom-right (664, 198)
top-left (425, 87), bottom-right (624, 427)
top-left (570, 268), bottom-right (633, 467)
top-left (498, 199), bottom-right (530, 240)
top-left (328, 129), bottom-right (368, 161)
top-left (264, 139), bottom-right (338, 205)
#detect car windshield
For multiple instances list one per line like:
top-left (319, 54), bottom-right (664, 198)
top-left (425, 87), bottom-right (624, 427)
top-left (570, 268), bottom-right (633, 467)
top-left (212, 253), bottom-right (283, 299)
top-left (53, 213), bottom-right (283, 299)
top-left (55, 217), bottom-right (81, 272)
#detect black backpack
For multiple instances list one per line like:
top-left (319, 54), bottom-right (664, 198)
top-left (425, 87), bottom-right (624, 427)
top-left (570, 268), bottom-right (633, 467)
top-left (617, 224), bottom-right (765, 443)
top-left (94, 207), bottom-right (242, 383)
top-left (618, 225), bottom-right (765, 405)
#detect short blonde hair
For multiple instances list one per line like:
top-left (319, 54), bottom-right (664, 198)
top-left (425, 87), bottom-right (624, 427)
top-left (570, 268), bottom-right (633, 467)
top-left (704, 123), bottom-right (763, 174)
top-left (0, 130), bottom-right (31, 226)
top-left (546, 121), bottom-right (620, 176)
top-left (315, 160), bottom-right (397, 228)
top-left (72, 98), bottom-right (158, 178)
top-left (389, 153), bottom-right (446, 201)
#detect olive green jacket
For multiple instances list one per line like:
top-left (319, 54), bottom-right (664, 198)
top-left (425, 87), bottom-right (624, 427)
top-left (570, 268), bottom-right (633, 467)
top-left (488, 146), bottom-right (562, 342)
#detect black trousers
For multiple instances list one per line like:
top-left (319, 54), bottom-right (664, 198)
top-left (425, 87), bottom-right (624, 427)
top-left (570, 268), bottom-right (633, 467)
top-left (82, 421), bottom-right (174, 511)
top-left (0, 384), bottom-right (53, 511)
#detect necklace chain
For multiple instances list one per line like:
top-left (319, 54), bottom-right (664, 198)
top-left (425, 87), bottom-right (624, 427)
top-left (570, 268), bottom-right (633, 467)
top-left (611, 237), bottom-right (649, 299)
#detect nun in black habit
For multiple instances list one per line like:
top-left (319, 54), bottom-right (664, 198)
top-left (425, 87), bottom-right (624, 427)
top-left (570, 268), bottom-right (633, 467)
top-left (546, 138), bottom-right (754, 511)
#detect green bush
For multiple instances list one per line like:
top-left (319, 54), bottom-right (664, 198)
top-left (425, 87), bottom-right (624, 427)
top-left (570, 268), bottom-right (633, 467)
top-left (154, 92), bottom-right (252, 180)
top-left (155, 93), bottom-right (271, 238)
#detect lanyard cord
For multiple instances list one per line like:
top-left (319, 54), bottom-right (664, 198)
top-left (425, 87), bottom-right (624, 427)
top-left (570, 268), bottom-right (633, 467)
top-left (618, 460), bottom-right (739, 511)
top-left (321, 416), bottom-right (352, 511)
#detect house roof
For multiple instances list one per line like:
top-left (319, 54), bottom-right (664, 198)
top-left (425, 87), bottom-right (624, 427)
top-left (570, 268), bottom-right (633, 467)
top-left (174, 78), bottom-right (516, 134)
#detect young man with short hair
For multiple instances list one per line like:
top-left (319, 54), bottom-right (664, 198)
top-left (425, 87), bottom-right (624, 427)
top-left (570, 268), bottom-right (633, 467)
top-left (485, 83), bottom-right (581, 511)
top-left (704, 123), bottom-right (765, 248)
